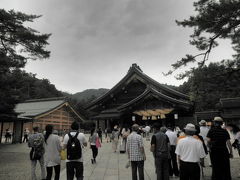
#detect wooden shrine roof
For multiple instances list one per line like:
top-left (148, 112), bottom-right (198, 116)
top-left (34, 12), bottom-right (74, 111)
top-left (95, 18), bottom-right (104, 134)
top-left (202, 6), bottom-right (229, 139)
top-left (86, 64), bottom-right (191, 110)
top-left (118, 86), bottom-right (192, 110)
top-left (86, 64), bottom-right (193, 119)
top-left (15, 97), bottom-right (85, 121)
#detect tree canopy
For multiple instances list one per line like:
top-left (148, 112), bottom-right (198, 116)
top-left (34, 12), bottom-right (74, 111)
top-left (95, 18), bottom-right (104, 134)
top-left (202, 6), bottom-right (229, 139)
top-left (0, 9), bottom-right (51, 120)
top-left (166, 0), bottom-right (240, 79)
top-left (178, 61), bottom-right (240, 111)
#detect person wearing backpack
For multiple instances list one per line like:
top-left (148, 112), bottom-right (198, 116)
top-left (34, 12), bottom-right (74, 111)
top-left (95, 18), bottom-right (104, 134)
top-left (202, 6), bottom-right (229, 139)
top-left (63, 121), bottom-right (87, 180)
top-left (28, 126), bottom-right (46, 180)
top-left (44, 124), bottom-right (62, 180)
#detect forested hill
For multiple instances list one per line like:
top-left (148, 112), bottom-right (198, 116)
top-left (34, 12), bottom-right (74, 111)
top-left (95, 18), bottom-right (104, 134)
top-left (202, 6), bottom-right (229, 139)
top-left (70, 88), bottom-right (109, 105)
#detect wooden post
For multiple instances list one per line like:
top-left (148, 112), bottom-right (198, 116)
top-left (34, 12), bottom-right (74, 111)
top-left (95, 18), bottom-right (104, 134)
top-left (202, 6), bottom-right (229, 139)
top-left (20, 121), bottom-right (24, 143)
top-left (0, 122), bottom-right (3, 144)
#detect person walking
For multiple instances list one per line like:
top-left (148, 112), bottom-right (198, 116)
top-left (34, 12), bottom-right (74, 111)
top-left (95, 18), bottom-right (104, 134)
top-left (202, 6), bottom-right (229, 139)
top-left (23, 128), bottom-right (29, 143)
top-left (207, 117), bottom-right (233, 180)
top-left (5, 128), bottom-right (11, 143)
top-left (112, 126), bottom-right (119, 152)
top-left (144, 125), bottom-right (151, 141)
top-left (199, 120), bottom-right (210, 166)
top-left (63, 121), bottom-right (87, 180)
top-left (120, 125), bottom-right (130, 153)
top-left (28, 126), bottom-right (46, 180)
top-left (44, 124), bottom-right (62, 180)
top-left (165, 126), bottom-right (179, 178)
top-left (127, 124), bottom-right (146, 180)
top-left (107, 128), bottom-right (112, 143)
top-left (151, 123), bottom-right (170, 180)
top-left (89, 128), bottom-right (99, 164)
top-left (97, 127), bottom-right (103, 143)
top-left (175, 123), bottom-right (206, 180)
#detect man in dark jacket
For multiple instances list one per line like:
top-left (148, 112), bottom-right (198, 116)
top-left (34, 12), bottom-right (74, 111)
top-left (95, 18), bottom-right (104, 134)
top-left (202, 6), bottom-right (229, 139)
top-left (207, 117), bottom-right (233, 180)
top-left (150, 123), bottom-right (170, 180)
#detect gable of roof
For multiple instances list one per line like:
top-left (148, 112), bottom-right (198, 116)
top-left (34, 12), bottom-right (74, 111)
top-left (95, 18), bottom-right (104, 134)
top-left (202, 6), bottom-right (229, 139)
top-left (15, 97), bottom-right (85, 121)
top-left (86, 63), bottom-right (190, 109)
top-left (118, 86), bottom-right (192, 111)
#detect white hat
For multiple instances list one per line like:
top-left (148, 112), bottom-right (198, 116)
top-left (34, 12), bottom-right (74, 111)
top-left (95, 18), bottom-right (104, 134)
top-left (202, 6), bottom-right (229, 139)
top-left (184, 123), bottom-right (196, 131)
top-left (213, 116), bottom-right (223, 122)
top-left (199, 120), bottom-right (206, 125)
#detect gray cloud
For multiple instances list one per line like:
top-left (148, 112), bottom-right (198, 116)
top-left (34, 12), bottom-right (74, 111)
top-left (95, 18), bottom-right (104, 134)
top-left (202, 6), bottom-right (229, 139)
top-left (1, 0), bottom-right (234, 93)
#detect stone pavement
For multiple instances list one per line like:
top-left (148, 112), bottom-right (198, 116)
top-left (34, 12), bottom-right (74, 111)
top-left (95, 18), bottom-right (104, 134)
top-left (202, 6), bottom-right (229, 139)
top-left (0, 135), bottom-right (239, 180)
top-left (60, 136), bottom-right (240, 180)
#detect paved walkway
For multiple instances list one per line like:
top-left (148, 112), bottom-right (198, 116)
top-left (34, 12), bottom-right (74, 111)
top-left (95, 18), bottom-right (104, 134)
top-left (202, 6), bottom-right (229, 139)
top-left (60, 137), bottom-right (157, 180)
top-left (59, 136), bottom-right (240, 180)
top-left (0, 135), bottom-right (239, 180)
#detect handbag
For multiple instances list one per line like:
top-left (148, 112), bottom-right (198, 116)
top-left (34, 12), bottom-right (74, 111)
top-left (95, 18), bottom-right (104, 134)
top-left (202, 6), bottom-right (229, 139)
top-left (60, 149), bottom-right (67, 160)
top-left (96, 137), bottom-right (101, 148)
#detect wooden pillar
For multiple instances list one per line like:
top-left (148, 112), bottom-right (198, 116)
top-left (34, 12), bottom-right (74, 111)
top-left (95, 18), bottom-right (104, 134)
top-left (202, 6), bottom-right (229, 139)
top-left (97, 120), bottom-right (99, 128)
top-left (12, 120), bottom-right (22, 144)
top-left (104, 120), bottom-right (107, 130)
top-left (20, 121), bottom-right (24, 143)
top-left (0, 122), bottom-right (3, 144)
top-left (107, 119), bottom-right (110, 129)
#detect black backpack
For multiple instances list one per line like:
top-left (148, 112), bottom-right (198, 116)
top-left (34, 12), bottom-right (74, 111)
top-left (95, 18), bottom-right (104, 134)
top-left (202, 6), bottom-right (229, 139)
top-left (67, 132), bottom-right (82, 160)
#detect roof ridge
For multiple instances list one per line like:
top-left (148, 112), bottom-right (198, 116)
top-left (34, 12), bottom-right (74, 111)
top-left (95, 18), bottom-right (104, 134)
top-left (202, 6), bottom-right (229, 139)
top-left (128, 63), bottom-right (143, 73)
top-left (24, 97), bottom-right (67, 103)
top-left (220, 97), bottom-right (240, 101)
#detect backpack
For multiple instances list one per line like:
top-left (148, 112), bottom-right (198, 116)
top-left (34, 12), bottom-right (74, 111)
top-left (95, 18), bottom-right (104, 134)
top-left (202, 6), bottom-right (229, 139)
top-left (67, 132), bottom-right (82, 160)
top-left (30, 134), bottom-right (44, 160)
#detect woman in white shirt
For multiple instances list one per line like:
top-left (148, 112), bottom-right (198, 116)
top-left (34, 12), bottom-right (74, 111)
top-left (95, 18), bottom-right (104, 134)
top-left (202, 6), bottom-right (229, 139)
top-left (89, 128), bottom-right (99, 164)
top-left (44, 124), bottom-right (62, 180)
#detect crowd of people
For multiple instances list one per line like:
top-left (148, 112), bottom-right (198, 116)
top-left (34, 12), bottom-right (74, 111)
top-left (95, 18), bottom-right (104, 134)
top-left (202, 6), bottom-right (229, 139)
top-left (25, 116), bottom-right (240, 180)
top-left (28, 121), bottom-right (88, 180)
top-left (125, 116), bottom-right (237, 180)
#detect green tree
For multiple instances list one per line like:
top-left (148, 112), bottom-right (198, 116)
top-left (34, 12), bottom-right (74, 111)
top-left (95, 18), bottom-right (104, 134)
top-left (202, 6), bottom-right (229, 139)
top-left (11, 69), bottom-right (62, 101)
top-left (0, 9), bottom-right (51, 120)
top-left (178, 61), bottom-right (240, 111)
top-left (166, 0), bottom-right (240, 79)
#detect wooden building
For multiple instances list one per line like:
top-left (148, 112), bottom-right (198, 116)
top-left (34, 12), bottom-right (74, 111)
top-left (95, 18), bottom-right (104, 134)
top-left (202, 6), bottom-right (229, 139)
top-left (15, 97), bottom-right (85, 134)
top-left (195, 97), bottom-right (240, 126)
top-left (219, 97), bottom-right (240, 126)
top-left (86, 64), bottom-right (194, 129)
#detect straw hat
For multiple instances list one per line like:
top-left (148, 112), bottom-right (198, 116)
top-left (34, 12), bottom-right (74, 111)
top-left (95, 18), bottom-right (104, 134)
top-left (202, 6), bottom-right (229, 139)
top-left (199, 120), bottom-right (206, 125)
top-left (184, 123), bottom-right (196, 131)
top-left (213, 116), bottom-right (223, 122)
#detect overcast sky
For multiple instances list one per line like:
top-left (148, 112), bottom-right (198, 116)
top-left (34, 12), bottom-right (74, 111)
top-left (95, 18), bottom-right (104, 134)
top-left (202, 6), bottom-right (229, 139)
top-left (1, 0), bottom-right (234, 94)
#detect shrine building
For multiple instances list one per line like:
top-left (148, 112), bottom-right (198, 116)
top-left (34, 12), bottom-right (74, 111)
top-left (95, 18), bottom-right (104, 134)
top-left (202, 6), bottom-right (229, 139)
top-left (15, 97), bottom-right (85, 133)
top-left (85, 64), bottom-right (194, 129)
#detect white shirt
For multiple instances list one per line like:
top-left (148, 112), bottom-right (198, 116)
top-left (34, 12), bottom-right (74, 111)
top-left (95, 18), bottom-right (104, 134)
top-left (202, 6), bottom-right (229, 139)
top-left (144, 126), bottom-right (151, 133)
top-left (165, 129), bottom-right (177, 146)
top-left (175, 136), bottom-right (206, 163)
top-left (63, 132), bottom-right (87, 162)
top-left (45, 134), bottom-right (62, 167)
top-left (89, 132), bottom-right (98, 145)
top-left (235, 132), bottom-right (240, 144)
top-left (199, 126), bottom-right (209, 141)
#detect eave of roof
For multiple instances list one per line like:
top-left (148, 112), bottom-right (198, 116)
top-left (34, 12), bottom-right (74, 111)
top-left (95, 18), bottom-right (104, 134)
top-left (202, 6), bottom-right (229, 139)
top-left (15, 97), bottom-right (85, 122)
top-left (118, 86), bottom-right (192, 110)
top-left (220, 97), bottom-right (240, 108)
top-left (85, 64), bottom-right (190, 109)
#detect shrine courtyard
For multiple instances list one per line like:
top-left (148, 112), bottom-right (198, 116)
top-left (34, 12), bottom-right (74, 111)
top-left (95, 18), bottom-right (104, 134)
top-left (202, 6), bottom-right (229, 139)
top-left (0, 135), bottom-right (239, 180)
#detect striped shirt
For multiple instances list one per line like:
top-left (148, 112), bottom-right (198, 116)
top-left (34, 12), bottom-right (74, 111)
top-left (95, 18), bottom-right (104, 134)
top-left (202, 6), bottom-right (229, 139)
top-left (127, 132), bottom-right (144, 161)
